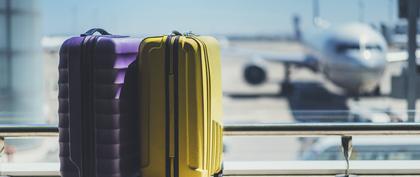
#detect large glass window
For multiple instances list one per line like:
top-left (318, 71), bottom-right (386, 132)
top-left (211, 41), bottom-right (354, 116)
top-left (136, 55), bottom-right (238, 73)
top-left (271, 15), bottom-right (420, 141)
top-left (1, 0), bottom-right (419, 168)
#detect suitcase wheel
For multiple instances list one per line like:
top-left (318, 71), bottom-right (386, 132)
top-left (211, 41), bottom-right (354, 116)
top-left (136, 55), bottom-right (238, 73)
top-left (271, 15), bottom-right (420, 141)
top-left (213, 163), bottom-right (223, 177)
top-left (213, 171), bottom-right (223, 177)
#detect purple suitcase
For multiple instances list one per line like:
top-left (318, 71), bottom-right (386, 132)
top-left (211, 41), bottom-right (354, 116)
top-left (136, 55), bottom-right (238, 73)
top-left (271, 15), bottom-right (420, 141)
top-left (58, 28), bottom-right (141, 177)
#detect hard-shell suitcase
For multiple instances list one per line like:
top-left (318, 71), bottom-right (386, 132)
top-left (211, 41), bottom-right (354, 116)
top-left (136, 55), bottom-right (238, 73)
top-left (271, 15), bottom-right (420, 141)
top-left (138, 33), bottom-right (223, 177)
top-left (58, 28), bottom-right (141, 177)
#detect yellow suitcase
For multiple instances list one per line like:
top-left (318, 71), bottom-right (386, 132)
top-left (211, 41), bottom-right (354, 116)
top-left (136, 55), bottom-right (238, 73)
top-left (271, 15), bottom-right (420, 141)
top-left (137, 32), bottom-right (223, 177)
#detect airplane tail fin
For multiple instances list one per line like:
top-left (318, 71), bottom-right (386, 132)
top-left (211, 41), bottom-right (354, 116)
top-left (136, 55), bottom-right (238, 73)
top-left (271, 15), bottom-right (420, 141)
top-left (379, 23), bottom-right (392, 45)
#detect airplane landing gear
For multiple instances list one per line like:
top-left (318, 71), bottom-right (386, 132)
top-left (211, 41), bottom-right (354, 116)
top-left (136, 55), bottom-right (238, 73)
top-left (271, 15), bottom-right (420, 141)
top-left (280, 63), bottom-right (294, 95)
top-left (281, 82), bottom-right (294, 95)
top-left (373, 86), bottom-right (381, 96)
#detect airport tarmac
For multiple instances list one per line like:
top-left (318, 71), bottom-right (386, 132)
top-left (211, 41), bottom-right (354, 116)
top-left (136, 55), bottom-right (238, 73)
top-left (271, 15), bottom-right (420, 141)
top-left (221, 40), bottom-right (419, 161)
top-left (222, 40), bottom-right (319, 161)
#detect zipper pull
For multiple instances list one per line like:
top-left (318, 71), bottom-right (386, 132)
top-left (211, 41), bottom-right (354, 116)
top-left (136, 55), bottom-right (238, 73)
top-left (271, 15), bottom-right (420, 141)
top-left (171, 30), bottom-right (198, 37)
top-left (184, 31), bottom-right (198, 37)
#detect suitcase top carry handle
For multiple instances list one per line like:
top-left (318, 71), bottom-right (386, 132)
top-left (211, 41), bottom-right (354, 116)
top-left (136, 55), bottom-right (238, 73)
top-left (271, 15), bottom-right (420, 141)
top-left (81, 28), bottom-right (111, 36)
top-left (171, 30), bottom-right (197, 36)
top-left (172, 30), bottom-right (183, 36)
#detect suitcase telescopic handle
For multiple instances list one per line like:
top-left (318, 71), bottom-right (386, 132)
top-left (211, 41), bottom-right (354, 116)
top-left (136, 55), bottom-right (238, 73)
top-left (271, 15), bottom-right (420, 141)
top-left (81, 28), bottom-right (111, 36)
top-left (172, 30), bottom-right (198, 37)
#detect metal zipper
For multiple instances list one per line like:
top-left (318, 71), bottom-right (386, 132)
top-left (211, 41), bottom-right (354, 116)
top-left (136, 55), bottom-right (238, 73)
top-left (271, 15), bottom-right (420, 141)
top-left (173, 36), bottom-right (180, 177)
top-left (189, 36), bottom-right (212, 172)
top-left (164, 35), bottom-right (173, 177)
top-left (81, 35), bottom-right (98, 177)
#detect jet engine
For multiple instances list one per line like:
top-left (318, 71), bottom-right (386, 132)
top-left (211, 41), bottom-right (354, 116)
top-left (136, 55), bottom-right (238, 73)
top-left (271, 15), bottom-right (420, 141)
top-left (243, 59), bottom-right (267, 85)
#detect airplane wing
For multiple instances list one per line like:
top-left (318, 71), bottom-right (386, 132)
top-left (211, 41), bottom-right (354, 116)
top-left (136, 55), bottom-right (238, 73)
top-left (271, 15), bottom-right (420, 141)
top-left (386, 50), bottom-right (420, 62)
top-left (222, 46), bottom-right (317, 70)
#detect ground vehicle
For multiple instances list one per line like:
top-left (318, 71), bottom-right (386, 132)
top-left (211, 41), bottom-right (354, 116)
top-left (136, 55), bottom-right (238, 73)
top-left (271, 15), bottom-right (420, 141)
top-left (301, 137), bottom-right (420, 160)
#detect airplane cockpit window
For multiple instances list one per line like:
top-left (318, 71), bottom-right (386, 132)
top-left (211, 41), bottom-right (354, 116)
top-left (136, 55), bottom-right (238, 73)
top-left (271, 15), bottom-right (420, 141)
top-left (335, 44), bottom-right (382, 53)
top-left (335, 43), bottom-right (360, 53)
top-left (1, 0), bottom-right (420, 174)
top-left (365, 44), bottom-right (383, 51)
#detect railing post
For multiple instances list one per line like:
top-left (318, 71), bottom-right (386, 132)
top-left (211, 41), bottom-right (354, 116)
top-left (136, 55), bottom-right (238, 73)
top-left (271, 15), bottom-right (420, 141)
top-left (0, 137), bottom-right (4, 154)
top-left (336, 136), bottom-right (356, 177)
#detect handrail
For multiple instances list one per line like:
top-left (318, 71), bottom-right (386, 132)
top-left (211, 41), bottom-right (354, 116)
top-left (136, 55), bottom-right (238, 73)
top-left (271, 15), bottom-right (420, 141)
top-left (3, 161), bottom-right (420, 176)
top-left (1, 123), bottom-right (420, 176)
top-left (0, 124), bottom-right (58, 137)
top-left (2, 123), bottom-right (420, 137)
top-left (223, 123), bottom-right (420, 136)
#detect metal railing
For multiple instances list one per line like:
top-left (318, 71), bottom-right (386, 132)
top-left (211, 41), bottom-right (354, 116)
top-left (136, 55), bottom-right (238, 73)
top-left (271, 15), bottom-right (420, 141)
top-left (0, 124), bottom-right (58, 137)
top-left (1, 123), bottom-right (420, 177)
top-left (2, 123), bottom-right (420, 137)
top-left (224, 123), bottom-right (420, 136)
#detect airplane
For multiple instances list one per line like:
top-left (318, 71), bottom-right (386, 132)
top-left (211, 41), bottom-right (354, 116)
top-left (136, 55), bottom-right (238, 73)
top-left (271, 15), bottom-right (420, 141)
top-left (224, 19), bottom-right (416, 97)
top-left (42, 23), bottom-right (414, 98)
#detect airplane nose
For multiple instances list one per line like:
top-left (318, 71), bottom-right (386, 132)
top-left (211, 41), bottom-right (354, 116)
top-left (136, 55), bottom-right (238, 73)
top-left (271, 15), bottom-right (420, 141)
top-left (328, 51), bottom-right (386, 94)
top-left (352, 53), bottom-right (386, 92)
top-left (346, 50), bottom-right (386, 70)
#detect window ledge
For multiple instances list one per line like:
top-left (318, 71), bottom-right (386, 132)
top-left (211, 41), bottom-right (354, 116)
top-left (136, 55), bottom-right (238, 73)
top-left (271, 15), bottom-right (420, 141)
top-left (2, 161), bottom-right (420, 176)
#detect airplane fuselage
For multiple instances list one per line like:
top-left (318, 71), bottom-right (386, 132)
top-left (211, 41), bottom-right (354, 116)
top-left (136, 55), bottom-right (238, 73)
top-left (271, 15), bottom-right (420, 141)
top-left (302, 23), bottom-right (388, 94)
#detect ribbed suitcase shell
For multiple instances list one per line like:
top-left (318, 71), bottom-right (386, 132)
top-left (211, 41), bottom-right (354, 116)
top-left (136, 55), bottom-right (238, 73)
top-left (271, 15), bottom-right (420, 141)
top-left (58, 32), bottom-right (141, 177)
top-left (138, 35), bottom-right (223, 177)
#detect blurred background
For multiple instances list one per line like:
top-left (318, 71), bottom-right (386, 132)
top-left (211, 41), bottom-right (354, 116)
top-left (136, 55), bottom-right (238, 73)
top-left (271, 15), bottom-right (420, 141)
top-left (1, 0), bottom-right (420, 164)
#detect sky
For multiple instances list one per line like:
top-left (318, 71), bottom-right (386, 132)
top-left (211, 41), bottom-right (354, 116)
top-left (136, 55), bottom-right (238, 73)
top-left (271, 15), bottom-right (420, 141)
top-left (40, 0), bottom-right (398, 36)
